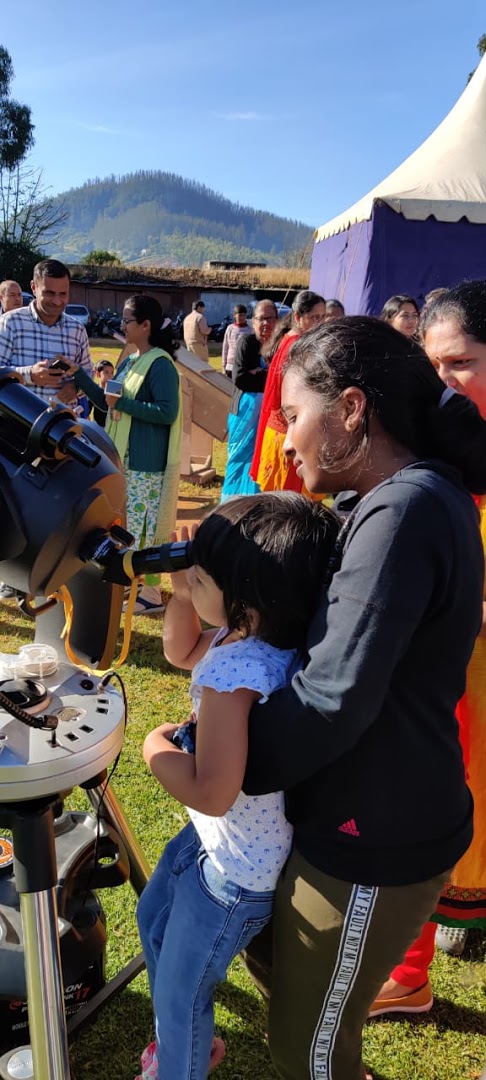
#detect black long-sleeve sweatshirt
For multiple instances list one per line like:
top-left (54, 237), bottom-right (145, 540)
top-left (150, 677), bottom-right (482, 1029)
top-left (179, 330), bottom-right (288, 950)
top-left (229, 333), bottom-right (267, 415)
top-left (244, 463), bottom-right (483, 886)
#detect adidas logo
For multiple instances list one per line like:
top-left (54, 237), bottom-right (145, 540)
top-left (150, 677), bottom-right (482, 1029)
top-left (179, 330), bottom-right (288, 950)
top-left (338, 818), bottom-right (360, 837)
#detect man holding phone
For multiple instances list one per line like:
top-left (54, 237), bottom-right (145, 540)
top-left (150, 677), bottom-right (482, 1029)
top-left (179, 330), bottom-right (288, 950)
top-left (0, 258), bottom-right (94, 405)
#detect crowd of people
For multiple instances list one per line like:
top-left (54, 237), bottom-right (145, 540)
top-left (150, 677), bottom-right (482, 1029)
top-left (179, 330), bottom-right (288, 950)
top-left (0, 260), bottom-right (183, 613)
top-left (1, 265), bottom-right (486, 1080)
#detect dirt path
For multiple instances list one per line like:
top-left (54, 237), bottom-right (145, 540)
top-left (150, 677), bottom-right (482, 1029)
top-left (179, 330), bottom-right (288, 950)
top-left (176, 491), bottom-right (220, 531)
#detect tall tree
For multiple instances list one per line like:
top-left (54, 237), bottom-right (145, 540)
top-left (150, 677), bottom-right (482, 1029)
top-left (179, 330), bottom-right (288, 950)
top-left (0, 46), bottom-right (34, 169)
top-left (0, 47), bottom-right (65, 283)
top-left (0, 163), bottom-right (66, 252)
top-left (468, 34), bottom-right (486, 82)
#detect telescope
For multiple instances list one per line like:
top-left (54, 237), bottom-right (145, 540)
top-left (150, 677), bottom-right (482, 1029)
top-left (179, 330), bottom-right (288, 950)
top-left (0, 369), bottom-right (192, 1078)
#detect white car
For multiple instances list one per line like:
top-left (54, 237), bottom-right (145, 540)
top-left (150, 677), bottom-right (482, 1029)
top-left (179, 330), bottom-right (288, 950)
top-left (65, 304), bottom-right (92, 334)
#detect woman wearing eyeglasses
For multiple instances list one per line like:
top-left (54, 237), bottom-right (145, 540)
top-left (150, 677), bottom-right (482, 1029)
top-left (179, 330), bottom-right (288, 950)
top-left (380, 294), bottom-right (420, 339)
top-left (71, 294), bottom-right (182, 614)
top-left (221, 298), bottom-right (278, 500)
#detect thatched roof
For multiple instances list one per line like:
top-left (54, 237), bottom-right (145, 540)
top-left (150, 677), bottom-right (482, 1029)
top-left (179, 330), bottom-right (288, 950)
top-left (69, 263), bottom-right (310, 292)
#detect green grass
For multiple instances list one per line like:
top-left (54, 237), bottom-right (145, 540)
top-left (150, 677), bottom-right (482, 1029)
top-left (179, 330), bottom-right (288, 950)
top-left (2, 345), bottom-right (486, 1077)
top-left (2, 603), bottom-right (486, 1080)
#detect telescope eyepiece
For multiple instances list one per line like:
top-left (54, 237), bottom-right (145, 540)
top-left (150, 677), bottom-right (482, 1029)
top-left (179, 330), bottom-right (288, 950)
top-left (80, 529), bottom-right (194, 585)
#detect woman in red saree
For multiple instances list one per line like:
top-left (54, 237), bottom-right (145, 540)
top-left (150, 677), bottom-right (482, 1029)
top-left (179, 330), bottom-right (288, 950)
top-left (250, 290), bottom-right (326, 493)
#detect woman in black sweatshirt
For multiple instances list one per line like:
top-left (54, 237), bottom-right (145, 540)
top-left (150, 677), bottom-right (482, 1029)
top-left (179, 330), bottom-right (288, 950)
top-left (242, 317), bottom-right (486, 1080)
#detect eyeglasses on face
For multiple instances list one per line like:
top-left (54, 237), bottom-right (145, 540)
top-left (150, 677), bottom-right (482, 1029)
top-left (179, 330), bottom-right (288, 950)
top-left (254, 315), bottom-right (277, 322)
top-left (121, 317), bottom-right (137, 325)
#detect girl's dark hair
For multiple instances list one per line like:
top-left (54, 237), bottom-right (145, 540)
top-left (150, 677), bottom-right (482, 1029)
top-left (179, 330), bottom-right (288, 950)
top-left (327, 299), bottom-right (345, 315)
top-left (421, 280), bottom-right (486, 344)
top-left (263, 312), bottom-right (292, 358)
top-left (380, 294), bottom-right (419, 321)
top-left (125, 294), bottom-right (178, 358)
top-left (192, 492), bottom-right (339, 649)
top-left (263, 290), bottom-right (326, 359)
top-left (284, 316), bottom-right (486, 493)
top-left (291, 289), bottom-right (326, 317)
top-left (423, 286), bottom-right (449, 307)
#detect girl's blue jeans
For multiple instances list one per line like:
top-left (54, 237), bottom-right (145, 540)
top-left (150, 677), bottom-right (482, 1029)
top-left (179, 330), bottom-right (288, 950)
top-left (137, 821), bottom-right (274, 1080)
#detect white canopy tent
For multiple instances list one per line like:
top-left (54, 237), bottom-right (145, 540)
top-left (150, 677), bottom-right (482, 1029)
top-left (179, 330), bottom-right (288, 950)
top-left (310, 56), bottom-right (486, 312)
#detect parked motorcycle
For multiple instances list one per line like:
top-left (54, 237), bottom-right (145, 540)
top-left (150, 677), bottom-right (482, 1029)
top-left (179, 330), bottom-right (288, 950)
top-left (91, 309), bottom-right (122, 338)
top-left (171, 311), bottom-right (185, 340)
top-left (105, 311), bottom-right (122, 337)
top-left (211, 315), bottom-right (233, 342)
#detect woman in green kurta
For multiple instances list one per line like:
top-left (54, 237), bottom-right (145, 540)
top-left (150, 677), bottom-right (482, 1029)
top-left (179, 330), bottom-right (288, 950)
top-left (73, 294), bottom-right (182, 613)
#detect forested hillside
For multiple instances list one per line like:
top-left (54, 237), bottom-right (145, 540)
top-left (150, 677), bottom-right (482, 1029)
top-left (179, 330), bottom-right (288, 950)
top-left (47, 171), bottom-right (314, 266)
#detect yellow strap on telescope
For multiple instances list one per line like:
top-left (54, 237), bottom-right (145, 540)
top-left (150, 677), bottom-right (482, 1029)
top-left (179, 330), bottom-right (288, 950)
top-left (52, 580), bottom-right (141, 675)
top-left (122, 549), bottom-right (136, 580)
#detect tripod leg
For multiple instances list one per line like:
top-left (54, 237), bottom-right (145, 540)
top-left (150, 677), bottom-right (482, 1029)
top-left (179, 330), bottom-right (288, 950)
top-left (20, 890), bottom-right (71, 1078)
top-left (12, 802), bottom-right (71, 1080)
top-left (86, 782), bottom-right (151, 895)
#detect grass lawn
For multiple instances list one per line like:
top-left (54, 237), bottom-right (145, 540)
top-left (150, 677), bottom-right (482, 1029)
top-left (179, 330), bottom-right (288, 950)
top-left (2, 604), bottom-right (486, 1080)
top-left (0, 340), bottom-right (485, 1078)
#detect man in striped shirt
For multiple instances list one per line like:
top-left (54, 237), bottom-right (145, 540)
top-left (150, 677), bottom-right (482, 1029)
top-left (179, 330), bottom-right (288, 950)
top-left (0, 258), bottom-right (94, 405)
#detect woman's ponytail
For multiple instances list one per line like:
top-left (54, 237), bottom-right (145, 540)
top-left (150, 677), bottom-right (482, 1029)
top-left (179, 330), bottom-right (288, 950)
top-left (425, 392), bottom-right (486, 494)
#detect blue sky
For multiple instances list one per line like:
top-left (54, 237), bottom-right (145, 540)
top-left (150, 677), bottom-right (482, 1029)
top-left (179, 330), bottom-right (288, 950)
top-left (3, 0), bottom-right (485, 228)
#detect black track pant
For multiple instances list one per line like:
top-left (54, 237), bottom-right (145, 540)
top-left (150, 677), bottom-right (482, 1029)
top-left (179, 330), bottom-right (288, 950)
top-left (243, 848), bottom-right (448, 1080)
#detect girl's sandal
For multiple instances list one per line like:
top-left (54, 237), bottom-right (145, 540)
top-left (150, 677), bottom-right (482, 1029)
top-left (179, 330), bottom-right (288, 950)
top-left (209, 1037), bottom-right (226, 1073)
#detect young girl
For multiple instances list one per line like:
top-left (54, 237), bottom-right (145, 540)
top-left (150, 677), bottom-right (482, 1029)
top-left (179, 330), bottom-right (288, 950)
top-left (135, 491), bottom-right (339, 1080)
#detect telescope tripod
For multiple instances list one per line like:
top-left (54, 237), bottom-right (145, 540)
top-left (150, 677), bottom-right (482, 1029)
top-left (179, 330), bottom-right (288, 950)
top-left (0, 779), bottom-right (150, 1080)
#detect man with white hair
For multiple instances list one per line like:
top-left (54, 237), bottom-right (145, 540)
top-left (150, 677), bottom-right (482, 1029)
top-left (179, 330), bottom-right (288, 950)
top-left (0, 279), bottom-right (23, 313)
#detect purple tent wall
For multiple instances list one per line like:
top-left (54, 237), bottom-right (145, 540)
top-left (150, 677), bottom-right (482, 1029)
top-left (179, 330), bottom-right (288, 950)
top-left (310, 218), bottom-right (374, 315)
top-left (310, 202), bottom-right (486, 315)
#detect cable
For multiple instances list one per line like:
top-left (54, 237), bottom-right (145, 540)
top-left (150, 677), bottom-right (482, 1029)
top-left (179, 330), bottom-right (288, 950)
top-left (0, 689), bottom-right (58, 731)
top-left (81, 670), bottom-right (128, 905)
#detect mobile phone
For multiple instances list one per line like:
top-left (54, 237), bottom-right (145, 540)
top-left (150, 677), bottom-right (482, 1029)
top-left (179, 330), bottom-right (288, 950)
top-left (171, 720), bottom-right (196, 754)
top-left (50, 357), bottom-right (71, 372)
top-left (106, 379), bottom-right (123, 395)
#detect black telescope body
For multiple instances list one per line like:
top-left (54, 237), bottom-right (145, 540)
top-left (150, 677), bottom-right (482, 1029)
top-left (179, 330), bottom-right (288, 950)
top-left (0, 370), bottom-right (193, 666)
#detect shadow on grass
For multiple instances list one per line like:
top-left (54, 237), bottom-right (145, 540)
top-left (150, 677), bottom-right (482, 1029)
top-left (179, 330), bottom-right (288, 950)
top-left (216, 975), bottom-right (268, 1028)
top-left (121, 627), bottom-right (168, 665)
top-left (69, 985), bottom-right (153, 1080)
top-left (368, 995), bottom-right (486, 1037)
top-left (429, 996), bottom-right (486, 1035)
top-left (70, 980), bottom-right (278, 1080)
top-left (215, 980), bottom-right (277, 1080)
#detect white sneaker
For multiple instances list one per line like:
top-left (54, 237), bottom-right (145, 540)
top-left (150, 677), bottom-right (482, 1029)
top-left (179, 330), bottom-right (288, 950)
top-left (435, 925), bottom-right (467, 956)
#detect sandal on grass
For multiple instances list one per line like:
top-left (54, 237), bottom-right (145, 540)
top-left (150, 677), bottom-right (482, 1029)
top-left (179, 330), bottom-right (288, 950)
top-left (209, 1037), bottom-right (226, 1072)
top-left (134, 1039), bottom-right (158, 1080)
top-left (123, 592), bottom-right (165, 615)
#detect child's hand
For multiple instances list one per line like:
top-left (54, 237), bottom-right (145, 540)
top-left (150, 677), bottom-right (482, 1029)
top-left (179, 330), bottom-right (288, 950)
top-left (170, 525), bottom-right (198, 601)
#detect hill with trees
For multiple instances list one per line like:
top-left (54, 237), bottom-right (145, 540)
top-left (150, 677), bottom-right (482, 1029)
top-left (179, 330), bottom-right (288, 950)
top-left (46, 171), bottom-right (314, 267)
